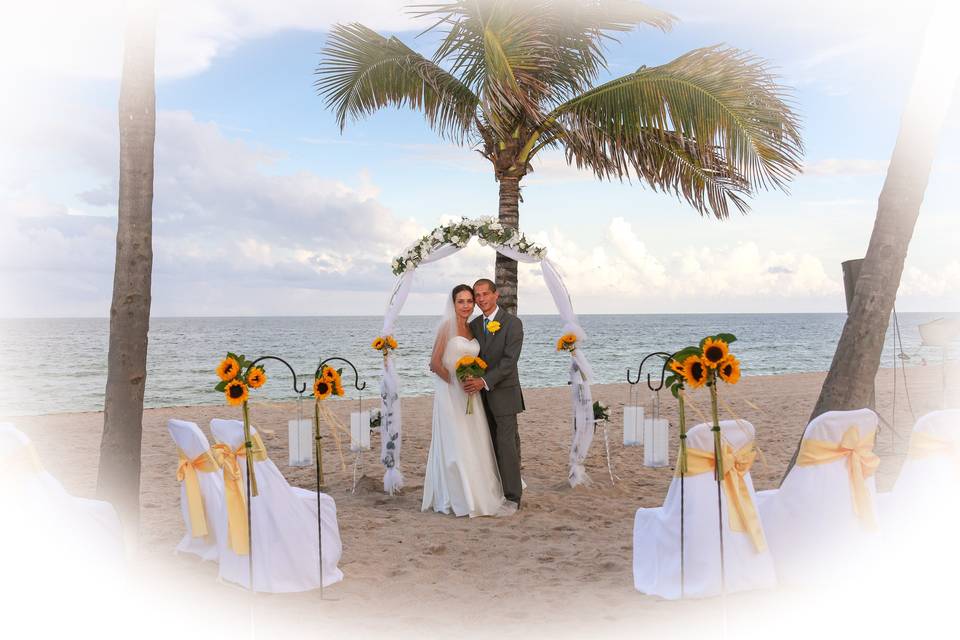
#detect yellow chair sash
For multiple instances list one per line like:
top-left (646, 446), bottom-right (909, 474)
top-left (0, 442), bottom-right (44, 482)
top-left (908, 431), bottom-right (960, 465)
top-left (212, 443), bottom-right (250, 555)
top-left (680, 442), bottom-right (767, 552)
top-left (235, 432), bottom-right (269, 462)
top-left (175, 449), bottom-right (220, 538)
top-left (211, 433), bottom-right (268, 556)
top-left (798, 426), bottom-right (880, 529)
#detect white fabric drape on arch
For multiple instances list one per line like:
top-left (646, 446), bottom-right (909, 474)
top-left (377, 241), bottom-right (598, 493)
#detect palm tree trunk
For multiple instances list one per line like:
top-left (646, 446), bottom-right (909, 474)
top-left (496, 175), bottom-right (520, 315)
top-left (96, 8), bottom-right (156, 533)
top-left (782, 22), bottom-right (958, 480)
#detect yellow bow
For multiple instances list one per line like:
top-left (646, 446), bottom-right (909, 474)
top-left (0, 441), bottom-right (44, 484)
top-left (909, 431), bottom-right (960, 463)
top-left (175, 449), bottom-right (220, 539)
top-left (681, 442), bottom-right (767, 552)
top-left (798, 425), bottom-right (880, 529)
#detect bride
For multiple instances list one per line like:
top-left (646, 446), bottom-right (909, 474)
top-left (421, 284), bottom-right (514, 517)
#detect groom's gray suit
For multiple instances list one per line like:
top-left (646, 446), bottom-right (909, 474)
top-left (470, 308), bottom-right (525, 505)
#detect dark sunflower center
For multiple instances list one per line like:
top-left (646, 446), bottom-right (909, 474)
top-left (228, 384), bottom-right (245, 398)
top-left (706, 346), bottom-right (724, 362)
top-left (691, 362), bottom-right (704, 379)
top-left (317, 382), bottom-right (329, 393)
top-left (723, 364), bottom-right (732, 376)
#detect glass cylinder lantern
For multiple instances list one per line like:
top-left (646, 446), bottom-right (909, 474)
top-left (288, 418), bottom-right (313, 466)
top-left (350, 410), bottom-right (371, 452)
top-left (643, 394), bottom-right (669, 467)
top-left (623, 406), bottom-right (644, 446)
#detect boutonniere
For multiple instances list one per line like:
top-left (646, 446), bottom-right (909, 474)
top-left (487, 320), bottom-right (501, 334)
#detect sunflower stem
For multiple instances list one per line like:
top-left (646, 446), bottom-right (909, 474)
top-left (242, 401), bottom-right (258, 496)
top-left (678, 388), bottom-right (689, 475)
top-left (709, 377), bottom-right (722, 479)
top-left (314, 400), bottom-right (325, 488)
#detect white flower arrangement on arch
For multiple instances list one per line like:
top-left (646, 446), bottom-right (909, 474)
top-left (391, 217), bottom-right (547, 275)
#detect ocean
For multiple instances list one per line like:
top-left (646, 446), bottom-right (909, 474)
top-left (1, 313), bottom-right (954, 416)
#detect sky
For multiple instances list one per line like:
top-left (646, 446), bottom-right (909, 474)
top-left (1, 0), bottom-right (959, 317)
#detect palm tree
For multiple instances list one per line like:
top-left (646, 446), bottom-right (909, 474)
top-left (96, 7), bottom-right (156, 532)
top-left (315, 0), bottom-right (803, 314)
top-left (782, 9), bottom-right (959, 479)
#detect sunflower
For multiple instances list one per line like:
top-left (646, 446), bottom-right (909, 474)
top-left (561, 333), bottom-right (577, 345)
top-left (717, 355), bottom-right (741, 385)
top-left (702, 337), bottom-right (729, 369)
top-left (681, 355), bottom-right (709, 388)
top-left (322, 366), bottom-right (337, 382)
top-left (334, 381), bottom-right (345, 396)
top-left (371, 337), bottom-right (385, 350)
top-left (386, 336), bottom-right (398, 349)
top-left (217, 356), bottom-right (241, 381)
top-left (668, 359), bottom-right (685, 377)
top-left (455, 355), bottom-right (476, 369)
top-left (246, 367), bottom-right (267, 389)
top-left (313, 378), bottom-right (332, 401)
top-left (225, 379), bottom-right (248, 406)
top-left (475, 357), bottom-right (488, 369)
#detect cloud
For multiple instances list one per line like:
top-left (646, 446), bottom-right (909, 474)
top-left (0, 109), bottom-right (429, 316)
top-left (0, 0), bottom-right (415, 83)
top-left (522, 217), bottom-right (844, 310)
top-left (804, 158), bottom-right (888, 177)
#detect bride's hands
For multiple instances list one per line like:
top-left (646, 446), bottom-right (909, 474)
top-left (462, 377), bottom-right (485, 394)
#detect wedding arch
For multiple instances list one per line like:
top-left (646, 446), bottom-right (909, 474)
top-left (375, 217), bottom-right (598, 495)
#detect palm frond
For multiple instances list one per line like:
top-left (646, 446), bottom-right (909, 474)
top-left (315, 23), bottom-right (480, 142)
top-left (413, 1), bottom-right (677, 104)
top-left (537, 45), bottom-right (803, 216)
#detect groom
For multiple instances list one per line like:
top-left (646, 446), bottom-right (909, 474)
top-left (463, 278), bottom-right (525, 508)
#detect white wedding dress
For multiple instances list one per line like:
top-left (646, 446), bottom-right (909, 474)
top-left (422, 336), bottom-right (512, 517)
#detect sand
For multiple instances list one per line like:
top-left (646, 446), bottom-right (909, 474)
top-left (6, 364), bottom-right (957, 638)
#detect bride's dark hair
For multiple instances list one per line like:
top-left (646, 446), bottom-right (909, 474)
top-left (451, 284), bottom-right (474, 302)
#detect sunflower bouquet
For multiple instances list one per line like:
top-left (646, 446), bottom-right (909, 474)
top-left (455, 355), bottom-right (488, 415)
top-left (214, 352), bottom-right (267, 495)
top-left (313, 365), bottom-right (345, 401)
top-left (556, 333), bottom-right (577, 353)
top-left (665, 334), bottom-right (741, 477)
top-left (371, 335), bottom-right (398, 359)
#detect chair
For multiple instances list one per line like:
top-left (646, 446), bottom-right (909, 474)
top-left (756, 408), bottom-right (880, 585)
top-left (0, 423), bottom-right (124, 588)
top-left (209, 418), bottom-right (343, 592)
top-left (633, 419), bottom-right (776, 599)
top-left (883, 410), bottom-right (960, 550)
top-left (167, 419), bottom-right (227, 562)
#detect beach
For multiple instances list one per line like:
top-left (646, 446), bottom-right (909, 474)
top-left (6, 364), bottom-right (955, 638)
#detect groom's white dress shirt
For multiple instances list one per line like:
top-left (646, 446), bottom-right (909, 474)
top-left (480, 306), bottom-right (499, 391)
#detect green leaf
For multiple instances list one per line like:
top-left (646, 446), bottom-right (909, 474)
top-left (716, 332), bottom-right (737, 344)
top-left (670, 384), bottom-right (680, 399)
top-left (671, 346), bottom-right (702, 363)
top-left (215, 381), bottom-right (227, 392)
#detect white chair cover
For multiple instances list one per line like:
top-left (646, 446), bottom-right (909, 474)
top-left (756, 408), bottom-right (880, 585)
top-left (0, 423), bottom-right (124, 590)
top-left (210, 419), bottom-right (343, 592)
top-left (633, 419), bottom-right (776, 599)
top-left (882, 410), bottom-right (960, 556)
top-left (167, 419), bottom-right (227, 562)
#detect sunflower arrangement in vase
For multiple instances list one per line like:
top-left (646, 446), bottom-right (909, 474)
top-left (455, 355), bottom-right (487, 415)
top-left (214, 353), bottom-right (267, 495)
top-left (665, 334), bottom-right (741, 476)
